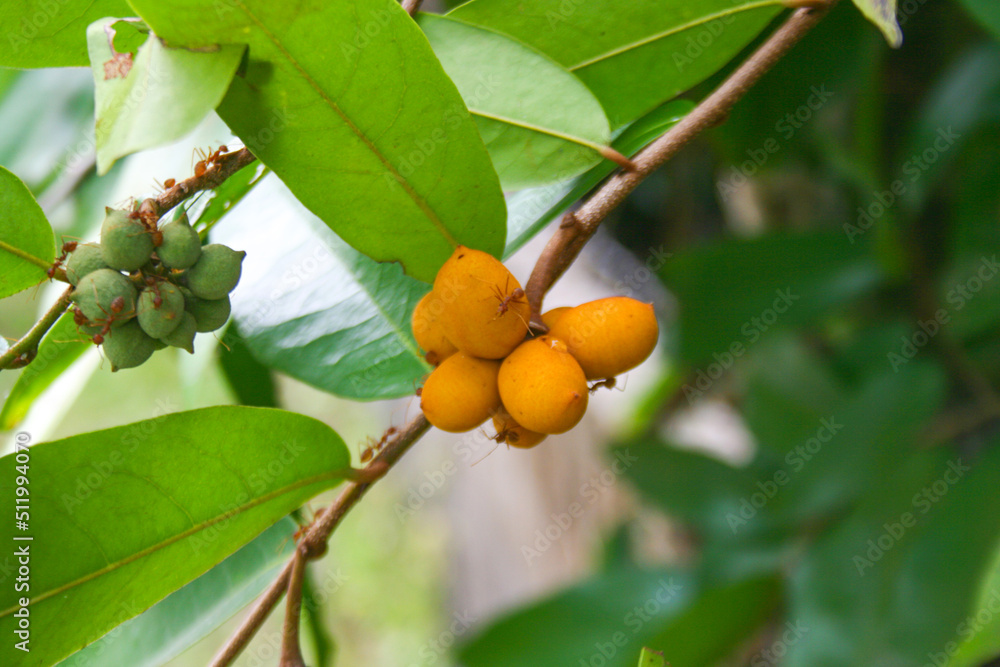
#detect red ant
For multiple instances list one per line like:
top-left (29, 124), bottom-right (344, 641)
top-left (87, 296), bottom-right (127, 345)
top-left (194, 145), bottom-right (228, 178)
top-left (46, 241), bottom-right (78, 279)
top-left (163, 178), bottom-right (176, 189)
top-left (127, 207), bottom-right (163, 246)
top-left (360, 426), bottom-right (397, 463)
top-left (495, 286), bottom-right (526, 318)
top-left (589, 377), bottom-right (625, 394)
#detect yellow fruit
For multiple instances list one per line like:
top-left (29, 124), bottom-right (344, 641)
top-left (492, 407), bottom-right (546, 449)
top-left (547, 297), bottom-right (658, 380)
top-left (433, 245), bottom-right (530, 359)
top-left (421, 352), bottom-right (502, 433)
top-left (412, 292), bottom-right (458, 365)
top-left (498, 336), bottom-right (587, 434)
top-left (541, 307), bottom-right (571, 330)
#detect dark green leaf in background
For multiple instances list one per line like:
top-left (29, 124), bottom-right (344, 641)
top-left (957, 0), bottom-right (1000, 40)
top-left (0, 165), bottom-right (54, 299)
top-left (218, 323), bottom-right (278, 408)
top-left (0, 406), bottom-right (351, 667)
top-left (419, 14), bottom-right (612, 191)
top-left (0, 0), bottom-right (133, 68)
top-left (450, 0), bottom-right (784, 128)
top-left (86, 17), bottom-right (245, 174)
top-left (217, 175), bottom-right (429, 401)
top-left (129, 0), bottom-right (507, 283)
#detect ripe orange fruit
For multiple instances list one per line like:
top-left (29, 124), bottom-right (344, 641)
top-left (498, 336), bottom-right (587, 434)
top-left (541, 306), bottom-right (571, 330)
top-left (492, 406), bottom-right (546, 449)
top-left (547, 297), bottom-right (658, 379)
top-left (432, 246), bottom-right (530, 359)
top-left (421, 352), bottom-right (502, 433)
top-left (412, 292), bottom-right (457, 365)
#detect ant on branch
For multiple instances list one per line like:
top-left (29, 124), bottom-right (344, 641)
top-left (360, 426), bottom-right (398, 463)
top-left (46, 240), bottom-right (78, 279)
top-left (193, 145), bottom-right (229, 178)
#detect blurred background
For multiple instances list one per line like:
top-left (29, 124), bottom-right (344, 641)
top-left (3, 0), bottom-right (1000, 665)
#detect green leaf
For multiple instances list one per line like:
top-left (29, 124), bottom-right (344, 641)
top-left (218, 324), bottom-right (278, 408)
top-left (637, 647), bottom-right (666, 667)
top-left (0, 165), bottom-right (54, 298)
top-left (129, 0), bottom-right (507, 283)
top-left (850, 0), bottom-right (902, 47)
top-left (57, 517), bottom-right (297, 667)
top-left (459, 568), bottom-right (695, 667)
top-left (504, 99), bottom-right (691, 257)
top-left (957, 0), bottom-right (1000, 39)
top-left (418, 14), bottom-right (611, 191)
top-left (86, 18), bottom-right (245, 174)
top-left (217, 175), bottom-right (429, 400)
top-left (450, 0), bottom-right (784, 127)
top-left (660, 232), bottom-right (883, 364)
top-left (948, 551), bottom-right (1000, 667)
top-left (0, 313), bottom-right (91, 430)
top-left (185, 162), bottom-right (267, 235)
top-left (646, 576), bottom-right (782, 666)
top-left (0, 0), bottom-right (133, 68)
top-left (0, 406), bottom-right (351, 667)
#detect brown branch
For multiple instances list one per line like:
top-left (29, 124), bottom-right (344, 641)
top-left (524, 1), bottom-right (837, 316)
top-left (140, 147), bottom-right (257, 223)
top-left (401, 0), bottom-right (423, 17)
top-left (279, 549), bottom-right (308, 667)
top-left (0, 287), bottom-right (74, 371)
top-left (209, 414), bottom-right (430, 667)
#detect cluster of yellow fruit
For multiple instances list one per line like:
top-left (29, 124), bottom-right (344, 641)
top-left (412, 246), bottom-right (658, 449)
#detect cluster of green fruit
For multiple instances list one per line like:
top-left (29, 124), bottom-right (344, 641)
top-left (66, 208), bottom-right (245, 371)
top-left (413, 246), bottom-right (658, 449)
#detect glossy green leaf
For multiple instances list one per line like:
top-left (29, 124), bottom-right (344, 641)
top-left (459, 568), bottom-right (695, 667)
top-left (86, 18), bottom-right (244, 174)
top-left (0, 313), bottom-right (90, 430)
top-left (660, 232), bottom-right (883, 364)
top-left (218, 324), bottom-right (278, 408)
top-left (450, 0), bottom-right (784, 127)
top-left (419, 14), bottom-right (611, 191)
top-left (958, 0), bottom-right (1000, 39)
top-left (850, 0), bottom-right (902, 47)
top-left (57, 517), bottom-right (297, 667)
top-left (0, 0), bottom-right (133, 68)
top-left (0, 166), bottom-right (54, 299)
top-left (646, 576), bottom-right (782, 666)
top-left (504, 100), bottom-right (691, 257)
top-left (0, 406), bottom-right (351, 667)
top-left (129, 0), bottom-right (506, 283)
top-left (215, 175), bottom-right (429, 401)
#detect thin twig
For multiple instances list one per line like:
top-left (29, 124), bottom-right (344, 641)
top-left (0, 287), bottom-right (74, 370)
top-left (279, 549), bottom-right (308, 667)
top-left (140, 147), bottom-right (257, 224)
top-left (401, 0), bottom-right (424, 17)
top-left (524, 2), bottom-right (837, 316)
top-left (209, 414), bottom-right (430, 667)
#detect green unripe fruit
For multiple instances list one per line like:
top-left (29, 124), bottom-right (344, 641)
top-left (158, 311), bottom-right (197, 353)
top-left (183, 244), bottom-right (245, 299)
top-left (184, 294), bottom-right (231, 332)
top-left (157, 214), bottom-right (201, 269)
top-left (71, 269), bottom-right (136, 327)
top-left (65, 243), bottom-right (108, 285)
top-left (100, 209), bottom-right (154, 271)
top-left (137, 283), bottom-right (185, 338)
top-left (102, 320), bottom-right (158, 371)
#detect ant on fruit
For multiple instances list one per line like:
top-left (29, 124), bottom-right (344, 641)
top-left (46, 240), bottom-right (78, 280)
top-left (194, 145), bottom-right (228, 178)
top-left (486, 276), bottom-right (526, 319)
top-left (127, 207), bottom-right (163, 246)
top-left (360, 426), bottom-right (397, 463)
top-left (87, 295), bottom-right (127, 345)
top-left (589, 376), bottom-right (625, 394)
